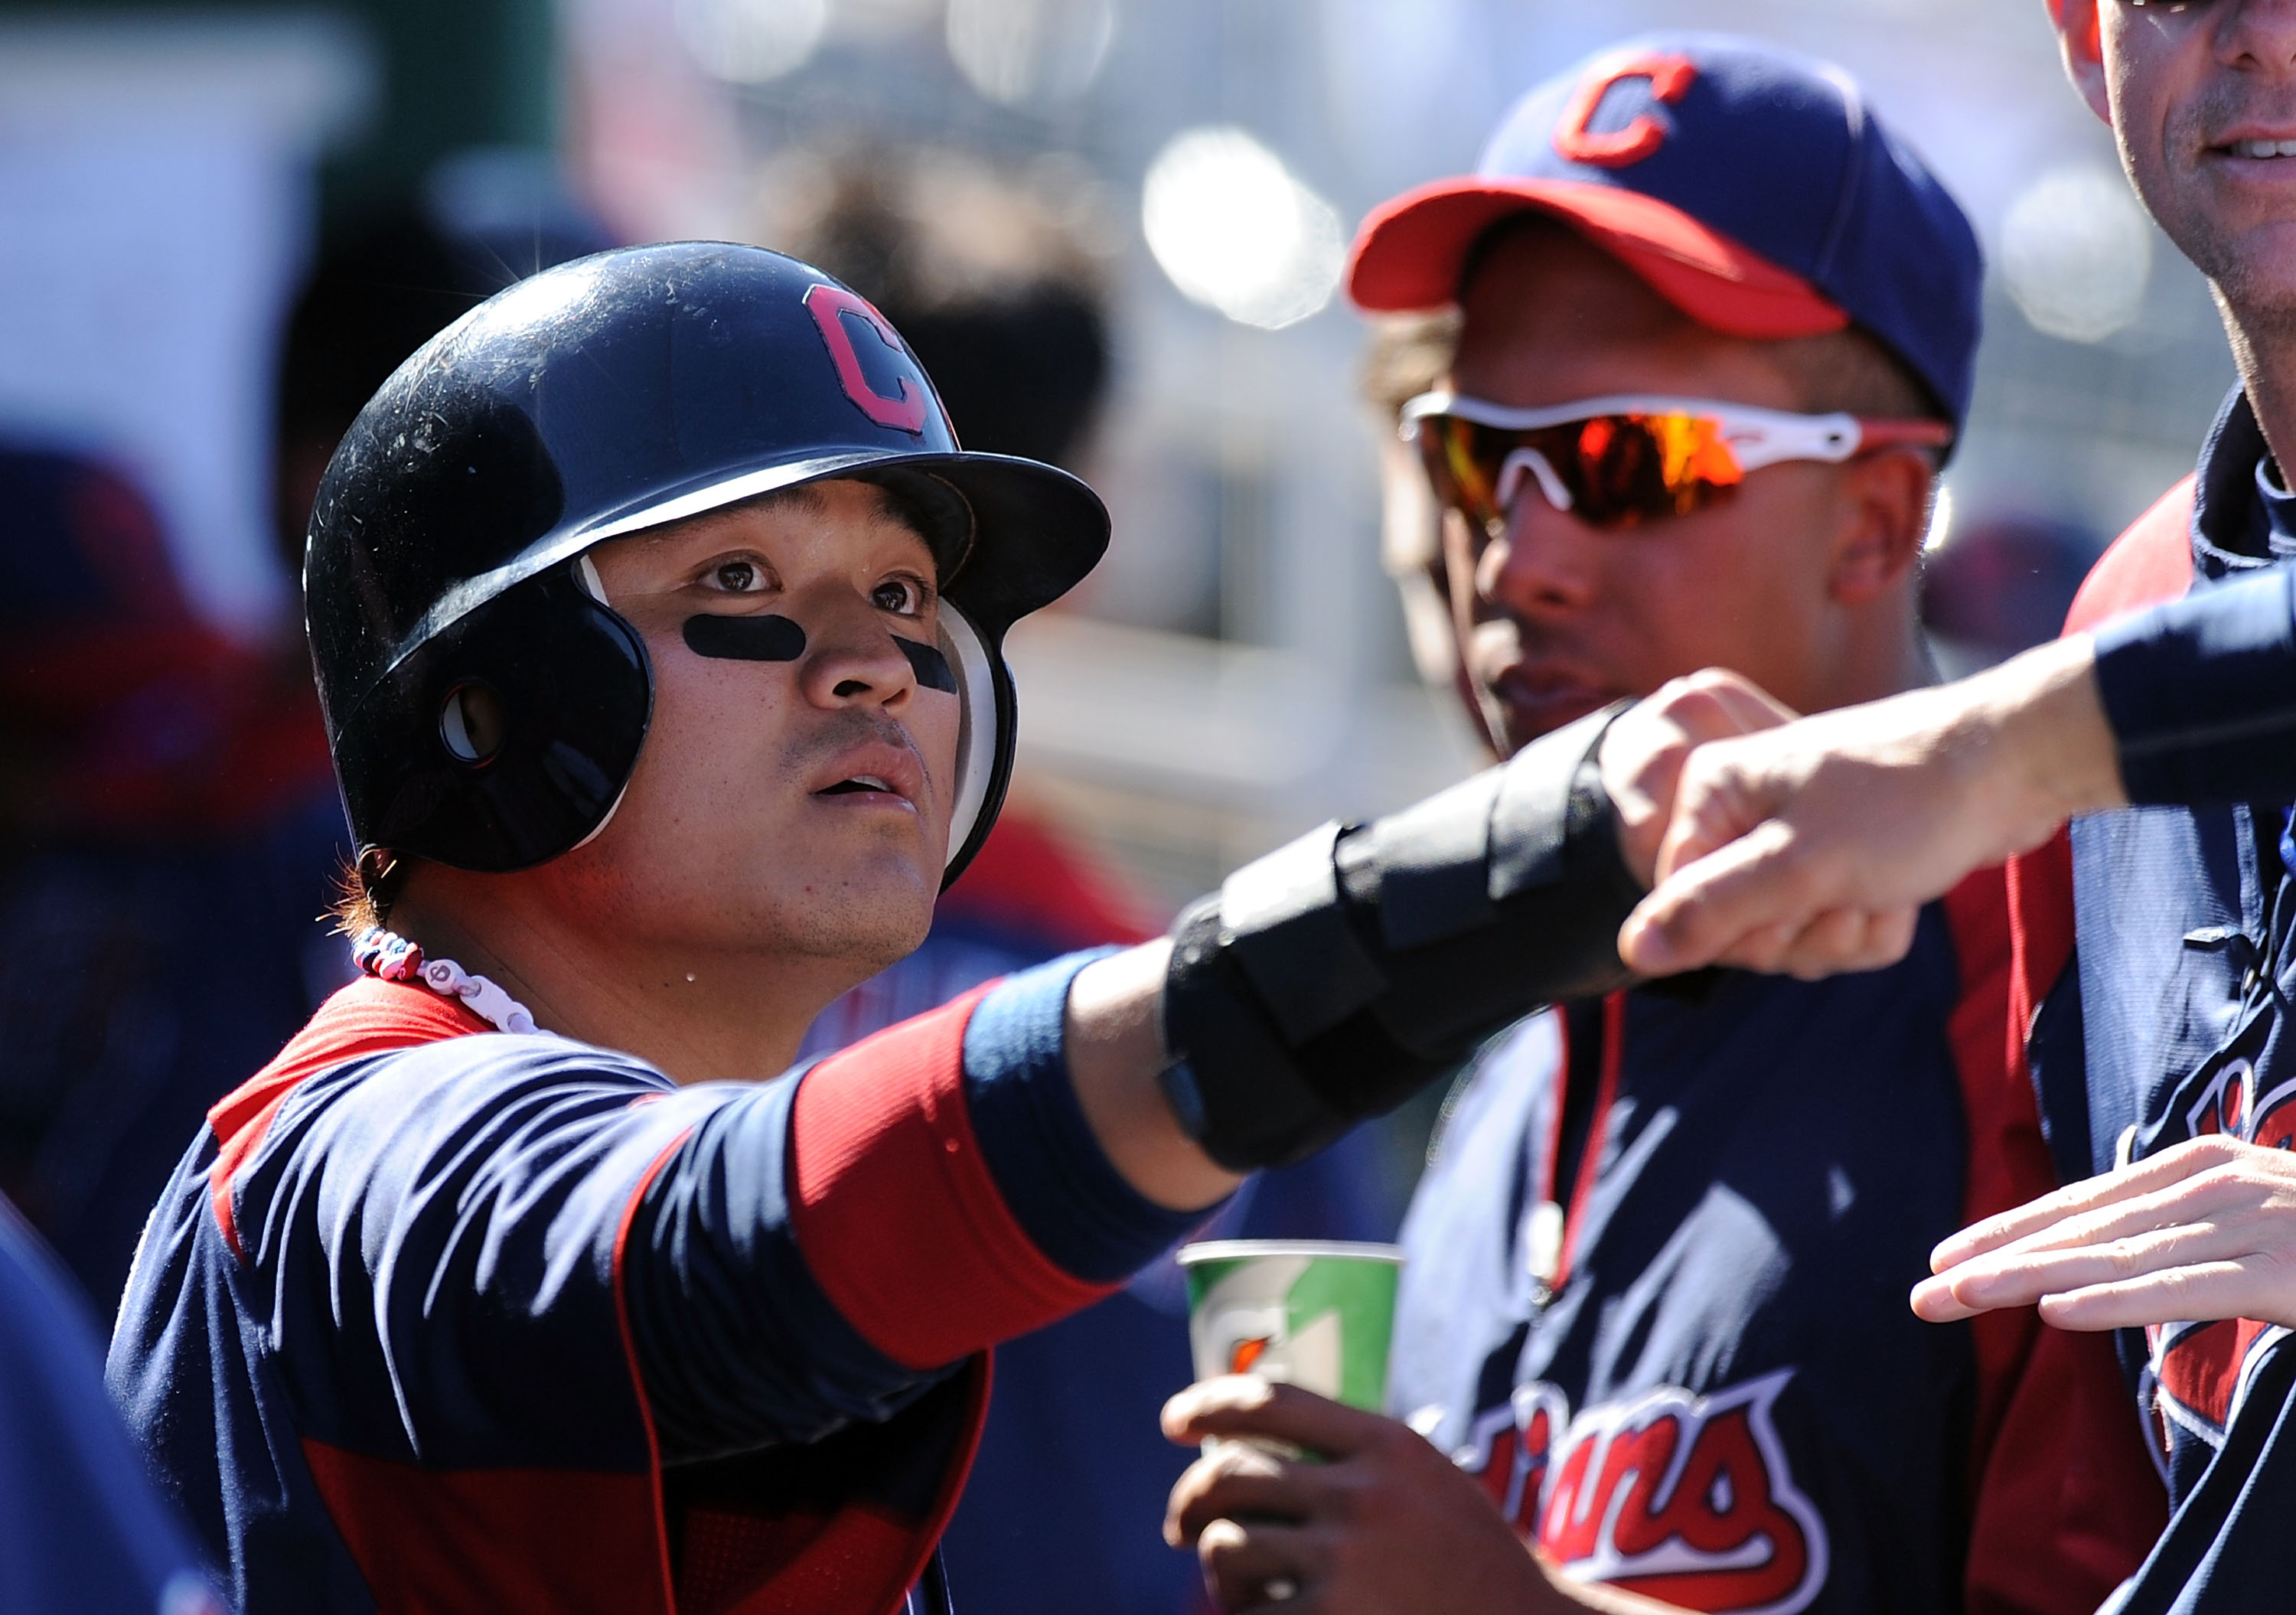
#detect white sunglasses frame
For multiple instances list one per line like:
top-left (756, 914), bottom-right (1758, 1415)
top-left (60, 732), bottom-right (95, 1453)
top-left (1398, 390), bottom-right (1949, 520)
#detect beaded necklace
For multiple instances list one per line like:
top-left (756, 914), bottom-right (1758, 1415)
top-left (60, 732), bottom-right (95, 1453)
top-left (351, 926), bottom-right (543, 1035)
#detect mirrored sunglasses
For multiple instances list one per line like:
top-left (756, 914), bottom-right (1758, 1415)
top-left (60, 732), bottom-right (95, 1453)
top-left (1401, 392), bottom-right (1953, 535)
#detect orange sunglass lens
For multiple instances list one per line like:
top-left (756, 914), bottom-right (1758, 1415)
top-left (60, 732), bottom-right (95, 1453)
top-left (1569, 413), bottom-right (1743, 524)
top-left (1648, 414), bottom-right (1743, 501)
top-left (1420, 413), bottom-right (1745, 530)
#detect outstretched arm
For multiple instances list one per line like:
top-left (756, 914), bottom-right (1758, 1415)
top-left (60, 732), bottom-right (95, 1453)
top-left (1622, 564), bottom-right (2296, 981)
top-left (1088, 670), bottom-right (1789, 1184)
top-left (1617, 635), bottom-right (2116, 980)
top-left (621, 676), bottom-right (1791, 1460)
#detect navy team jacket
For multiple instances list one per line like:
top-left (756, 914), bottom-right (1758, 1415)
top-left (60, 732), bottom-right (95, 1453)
top-left (1392, 876), bottom-right (2165, 1613)
top-left (105, 949), bottom-right (1199, 1615)
top-left (2009, 389), bottom-right (2296, 1615)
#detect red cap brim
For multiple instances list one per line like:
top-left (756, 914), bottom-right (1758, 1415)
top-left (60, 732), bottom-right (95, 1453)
top-left (1345, 177), bottom-right (1848, 340)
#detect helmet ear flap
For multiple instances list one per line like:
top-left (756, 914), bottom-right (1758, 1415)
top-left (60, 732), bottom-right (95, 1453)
top-left (938, 600), bottom-right (1013, 889)
top-left (334, 568), bottom-right (652, 873)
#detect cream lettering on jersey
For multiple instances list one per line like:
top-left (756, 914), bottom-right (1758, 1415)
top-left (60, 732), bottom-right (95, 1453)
top-left (1454, 1371), bottom-right (1828, 1615)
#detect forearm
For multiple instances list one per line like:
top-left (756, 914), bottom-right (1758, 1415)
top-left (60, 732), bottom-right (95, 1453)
top-left (1067, 938), bottom-right (1242, 1211)
top-left (1162, 706), bottom-right (1640, 1170)
top-left (1949, 632), bottom-right (2125, 844)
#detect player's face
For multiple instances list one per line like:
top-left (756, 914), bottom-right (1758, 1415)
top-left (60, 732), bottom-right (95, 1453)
top-left (2102, 1), bottom-right (2296, 320)
top-left (1443, 228), bottom-right (1887, 754)
top-left (556, 480), bottom-right (960, 974)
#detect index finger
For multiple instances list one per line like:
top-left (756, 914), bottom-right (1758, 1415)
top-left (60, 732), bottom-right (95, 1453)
top-left (1163, 1376), bottom-right (1391, 1458)
top-left (1927, 1135), bottom-right (2255, 1272)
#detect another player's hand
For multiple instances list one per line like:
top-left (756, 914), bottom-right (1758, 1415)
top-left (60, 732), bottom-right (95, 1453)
top-left (1618, 636), bottom-right (2121, 981)
top-left (1913, 1137), bottom-right (2296, 1333)
top-left (1596, 670), bottom-right (1799, 889)
top-left (1162, 1378), bottom-right (1671, 1613)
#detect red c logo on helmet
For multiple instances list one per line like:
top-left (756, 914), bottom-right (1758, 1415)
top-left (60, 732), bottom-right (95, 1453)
top-left (804, 282), bottom-right (930, 435)
top-left (1552, 52), bottom-right (1698, 168)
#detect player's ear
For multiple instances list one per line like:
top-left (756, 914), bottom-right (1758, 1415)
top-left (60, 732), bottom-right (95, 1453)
top-left (1826, 449), bottom-right (1932, 609)
top-left (2047, 0), bottom-right (2112, 126)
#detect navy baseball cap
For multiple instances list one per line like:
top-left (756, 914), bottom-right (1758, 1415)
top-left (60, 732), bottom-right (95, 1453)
top-left (1348, 34), bottom-right (1984, 430)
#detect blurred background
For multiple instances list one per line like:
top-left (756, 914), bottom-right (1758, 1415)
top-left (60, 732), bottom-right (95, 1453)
top-left (0, 0), bottom-right (2226, 913)
top-left (0, 2), bottom-right (2236, 1608)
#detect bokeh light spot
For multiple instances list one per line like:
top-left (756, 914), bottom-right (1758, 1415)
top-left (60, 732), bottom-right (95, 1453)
top-left (673, 0), bottom-right (829, 83)
top-left (1142, 127), bottom-right (1344, 331)
top-left (2001, 163), bottom-right (2152, 344)
top-left (945, 0), bottom-right (1115, 106)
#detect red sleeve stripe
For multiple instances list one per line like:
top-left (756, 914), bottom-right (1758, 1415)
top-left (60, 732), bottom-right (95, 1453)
top-left (610, 1129), bottom-right (692, 1615)
top-left (789, 985), bottom-right (1117, 1370)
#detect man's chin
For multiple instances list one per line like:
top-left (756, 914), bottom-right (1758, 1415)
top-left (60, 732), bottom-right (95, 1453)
top-left (2175, 208), bottom-right (2296, 319)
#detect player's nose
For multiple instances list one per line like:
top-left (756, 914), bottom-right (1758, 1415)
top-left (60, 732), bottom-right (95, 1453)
top-left (1479, 490), bottom-right (1600, 619)
top-left (794, 586), bottom-right (919, 710)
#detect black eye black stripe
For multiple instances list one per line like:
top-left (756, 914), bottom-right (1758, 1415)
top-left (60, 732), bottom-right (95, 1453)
top-left (683, 615), bottom-right (806, 661)
top-left (682, 612), bottom-right (956, 693)
top-left (896, 637), bottom-right (957, 693)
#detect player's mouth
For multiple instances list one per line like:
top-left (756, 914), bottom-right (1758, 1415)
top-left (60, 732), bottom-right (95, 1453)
top-left (808, 743), bottom-right (925, 811)
top-left (1490, 664), bottom-right (1618, 738)
top-left (2203, 126), bottom-right (2296, 170)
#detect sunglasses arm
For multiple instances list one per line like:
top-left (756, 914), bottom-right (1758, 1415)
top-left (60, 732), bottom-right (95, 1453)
top-left (1730, 415), bottom-right (1954, 471)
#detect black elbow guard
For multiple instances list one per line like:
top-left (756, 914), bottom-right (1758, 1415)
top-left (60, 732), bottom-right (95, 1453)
top-left (1159, 704), bottom-right (1641, 1171)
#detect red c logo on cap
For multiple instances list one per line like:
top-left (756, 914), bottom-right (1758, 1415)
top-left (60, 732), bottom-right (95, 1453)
top-left (804, 282), bottom-right (930, 435)
top-left (1552, 52), bottom-right (1698, 168)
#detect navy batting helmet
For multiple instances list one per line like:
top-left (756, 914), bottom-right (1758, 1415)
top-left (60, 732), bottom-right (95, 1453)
top-left (306, 241), bottom-right (1109, 890)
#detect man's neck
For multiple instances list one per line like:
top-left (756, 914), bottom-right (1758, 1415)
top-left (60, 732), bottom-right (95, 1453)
top-left (1800, 599), bottom-right (1936, 716)
top-left (2218, 295), bottom-right (2296, 478)
top-left (384, 876), bottom-right (866, 1084)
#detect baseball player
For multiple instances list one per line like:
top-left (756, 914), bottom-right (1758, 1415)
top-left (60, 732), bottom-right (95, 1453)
top-left (1162, 38), bottom-right (2160, 1615)
top-left (1620, 5), bottom-right (2296, 1609)
top-left (103, 241), bottom-right (1730, 1615)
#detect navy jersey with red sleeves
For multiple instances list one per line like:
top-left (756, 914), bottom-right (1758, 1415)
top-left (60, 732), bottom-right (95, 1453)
top-left (1391, 876), bottom-right (2162, 1615)
top-left (105, 945), bottom-right (1202, 1615)
top-left (2007, 387), bottom-right (2296, 1615)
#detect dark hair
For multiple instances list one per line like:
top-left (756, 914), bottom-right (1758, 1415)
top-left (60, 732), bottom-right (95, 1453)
top-left (1360, 311), bottom-right (1461, 419)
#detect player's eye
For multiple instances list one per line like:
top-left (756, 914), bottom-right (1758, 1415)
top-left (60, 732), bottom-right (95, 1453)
top-left (702, 556), bottom-right (771, 594)
top-left (872, 574), bottom-right (930, 615)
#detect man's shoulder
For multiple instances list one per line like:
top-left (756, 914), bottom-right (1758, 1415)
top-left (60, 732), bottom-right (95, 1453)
top-left (2067, 475), bottom-right (2198, 634)
top-left (204, 977), bottom-right (683, 1261)
top-left (217, 979), bottom-right (671, 1144)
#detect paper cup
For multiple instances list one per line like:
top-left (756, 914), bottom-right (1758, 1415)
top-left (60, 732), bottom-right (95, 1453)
top-left (1177, 1240), bottom-right (1404, 1442)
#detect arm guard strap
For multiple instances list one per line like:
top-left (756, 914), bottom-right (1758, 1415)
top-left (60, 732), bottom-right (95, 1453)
top-left (1159, 704), bottom-right (1641, 1171)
